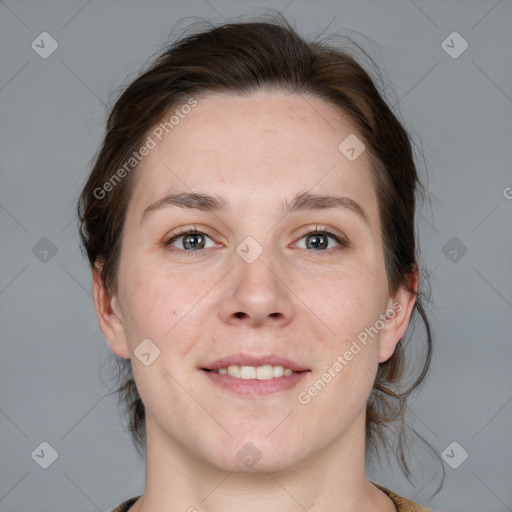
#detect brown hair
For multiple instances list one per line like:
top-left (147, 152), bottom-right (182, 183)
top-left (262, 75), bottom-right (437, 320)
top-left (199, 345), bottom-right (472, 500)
top-left (78, 14), bottom-right (443, 494)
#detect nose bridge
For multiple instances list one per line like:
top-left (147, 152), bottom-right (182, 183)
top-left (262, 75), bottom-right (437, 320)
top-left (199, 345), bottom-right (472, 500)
top-left (217, 235), bottom-right (294, 327)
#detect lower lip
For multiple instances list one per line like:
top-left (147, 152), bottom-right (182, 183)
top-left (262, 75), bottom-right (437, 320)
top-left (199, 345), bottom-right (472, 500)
top-left (202, 369), bottom-right (310, 397)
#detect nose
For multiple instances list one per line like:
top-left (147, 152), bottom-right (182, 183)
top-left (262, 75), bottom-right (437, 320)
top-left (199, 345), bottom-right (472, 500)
top-left (217, 251), bottom-right (295, 328)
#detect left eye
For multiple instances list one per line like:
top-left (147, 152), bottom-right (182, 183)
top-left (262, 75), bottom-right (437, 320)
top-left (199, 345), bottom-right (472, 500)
top-left (294, 230), bottom-right (347, 251)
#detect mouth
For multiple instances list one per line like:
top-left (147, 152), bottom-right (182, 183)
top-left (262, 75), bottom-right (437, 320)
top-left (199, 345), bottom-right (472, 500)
top-left (202, 353), bottom-right (309, 373)
top-left (202, 365), bottom-right (303, 379)
top-left (200, 354), bottom-right (310, 397)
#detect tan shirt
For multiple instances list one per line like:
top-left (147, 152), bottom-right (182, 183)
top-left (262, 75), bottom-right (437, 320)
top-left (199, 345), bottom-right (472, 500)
top-left (109, 482), bottom-right (433, 512)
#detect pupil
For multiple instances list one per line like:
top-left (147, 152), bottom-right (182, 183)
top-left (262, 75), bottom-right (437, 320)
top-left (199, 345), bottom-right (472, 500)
top-left (184, 234), bottom-right (204, 250)
top-left (307, 234), bottom-right (327, 250)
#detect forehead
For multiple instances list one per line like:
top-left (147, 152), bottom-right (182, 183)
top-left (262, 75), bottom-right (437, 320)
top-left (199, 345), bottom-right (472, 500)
top-left (127, 91), bottom-right (378, 224)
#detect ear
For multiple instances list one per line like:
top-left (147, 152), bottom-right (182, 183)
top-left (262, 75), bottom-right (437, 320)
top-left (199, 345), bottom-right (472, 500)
top-left (92, 261), bottom-right (131, 359)
top-left (378, 267), bottom-right (419, 363)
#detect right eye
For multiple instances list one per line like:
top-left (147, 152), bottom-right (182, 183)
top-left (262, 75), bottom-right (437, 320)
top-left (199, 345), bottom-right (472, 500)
top-left (163, 227), bottom-right (218, 256)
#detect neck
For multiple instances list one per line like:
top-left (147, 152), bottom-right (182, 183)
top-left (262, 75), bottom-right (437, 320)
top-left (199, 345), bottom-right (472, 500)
top-left (129, 412), bottom-right (395, 512)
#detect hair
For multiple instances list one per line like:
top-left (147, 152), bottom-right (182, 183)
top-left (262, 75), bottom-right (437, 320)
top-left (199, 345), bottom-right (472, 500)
top-left (78, 13), bottom-right (444, 496)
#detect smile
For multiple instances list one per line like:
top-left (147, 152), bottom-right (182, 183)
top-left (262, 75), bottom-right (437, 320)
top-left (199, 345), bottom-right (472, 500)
top-left (207, 364), bottom-right (295, 379)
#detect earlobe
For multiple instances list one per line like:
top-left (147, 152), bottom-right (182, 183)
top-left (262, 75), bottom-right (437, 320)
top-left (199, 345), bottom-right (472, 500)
top-left (378, 270), bottom-right (419, 363)
top-left (92, 262), bottom-right (131, 359)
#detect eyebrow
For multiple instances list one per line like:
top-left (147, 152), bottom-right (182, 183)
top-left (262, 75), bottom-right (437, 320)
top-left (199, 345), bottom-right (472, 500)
top-left (140, 191), bottom-right (370, 227)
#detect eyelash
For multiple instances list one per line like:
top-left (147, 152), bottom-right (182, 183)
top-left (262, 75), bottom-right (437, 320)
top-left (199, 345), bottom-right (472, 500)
top-left (162, 225), bottom-right (349, 258)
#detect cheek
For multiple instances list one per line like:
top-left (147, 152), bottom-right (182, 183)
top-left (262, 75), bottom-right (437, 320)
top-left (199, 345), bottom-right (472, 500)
top-left (122, 266), bottom-right (204, 423)
top-left (307, 265), bottom-right (388, 344)
top-left (119, 257), bottom-right (199, 339)
top-left (302, 267), bottom-right (386, 407)
top-left (303, 285), bottom-right (383, 414)
top-left (320, 356), bottom-right (377, 426)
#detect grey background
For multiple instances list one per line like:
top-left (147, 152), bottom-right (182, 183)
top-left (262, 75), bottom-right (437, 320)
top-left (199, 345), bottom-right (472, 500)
top-left (0, 1), bottom-right (511, 511)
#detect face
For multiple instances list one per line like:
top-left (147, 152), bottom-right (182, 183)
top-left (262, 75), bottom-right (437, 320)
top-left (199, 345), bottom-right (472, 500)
top-left (94, 90), bottom-right (416, 473)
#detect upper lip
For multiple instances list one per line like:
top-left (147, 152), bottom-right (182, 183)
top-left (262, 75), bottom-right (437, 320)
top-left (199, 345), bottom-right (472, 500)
top-left (202, 353), bottom-right (310, 372)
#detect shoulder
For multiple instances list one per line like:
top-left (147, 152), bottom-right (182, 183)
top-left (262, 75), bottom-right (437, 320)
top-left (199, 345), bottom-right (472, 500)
top-left (370, 481), bottom-right (433, 512)
top-left (108, 496), bottom-right (141, 512)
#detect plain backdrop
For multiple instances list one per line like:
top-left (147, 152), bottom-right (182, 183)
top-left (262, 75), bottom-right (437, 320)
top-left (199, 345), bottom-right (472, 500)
top-left (0, 1), bottom-right (511, 511)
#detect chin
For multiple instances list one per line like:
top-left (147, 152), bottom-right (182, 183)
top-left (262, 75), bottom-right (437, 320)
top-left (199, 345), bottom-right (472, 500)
top-left (206, 437), bottom-right (306, 474)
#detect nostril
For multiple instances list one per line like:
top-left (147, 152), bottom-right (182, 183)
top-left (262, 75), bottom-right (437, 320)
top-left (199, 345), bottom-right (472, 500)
top-left (234, 312), bottom-right (246, 319)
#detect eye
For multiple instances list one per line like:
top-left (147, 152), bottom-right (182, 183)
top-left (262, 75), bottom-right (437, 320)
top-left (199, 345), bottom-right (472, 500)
top-left (162, 224), bottom-right (349, 258)
top-left (293, 226), bottom-right (349, 255)
top-left (163, 226), bottom-right (217, 256)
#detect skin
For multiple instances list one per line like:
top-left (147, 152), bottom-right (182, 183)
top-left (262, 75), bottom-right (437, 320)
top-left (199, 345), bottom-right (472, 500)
top-left (93, 90), bottom-right (418, 512)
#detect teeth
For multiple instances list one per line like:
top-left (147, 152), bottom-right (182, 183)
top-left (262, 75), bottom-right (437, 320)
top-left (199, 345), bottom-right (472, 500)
top-left (212, 365), bottom-right (295, 379)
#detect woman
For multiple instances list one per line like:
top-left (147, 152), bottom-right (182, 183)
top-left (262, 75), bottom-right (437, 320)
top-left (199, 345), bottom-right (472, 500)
top-left (78, 16), bottom-right (440, 512)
